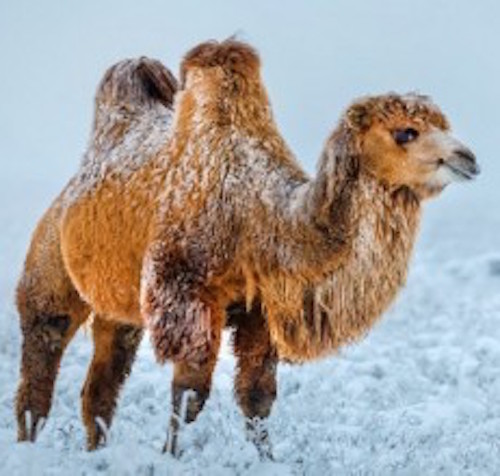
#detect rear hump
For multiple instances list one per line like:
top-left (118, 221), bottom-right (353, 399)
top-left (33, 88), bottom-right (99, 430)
top-left (95, 57), bottom-right (178, 111)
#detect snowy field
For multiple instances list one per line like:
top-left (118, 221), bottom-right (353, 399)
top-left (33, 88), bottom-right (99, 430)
top-left (1, 1), bottom-right (499, 475)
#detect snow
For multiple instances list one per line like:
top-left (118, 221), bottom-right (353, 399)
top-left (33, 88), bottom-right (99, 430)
top-left (1, 1), bottom-right (500, 474)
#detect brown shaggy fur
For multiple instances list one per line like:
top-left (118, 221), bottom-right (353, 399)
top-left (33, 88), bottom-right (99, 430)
top-left (15, 40), bottom-right (478, 457)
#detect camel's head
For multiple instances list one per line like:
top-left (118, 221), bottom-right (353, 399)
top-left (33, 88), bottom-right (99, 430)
top-left (345, 93), bottom-right (479, 199)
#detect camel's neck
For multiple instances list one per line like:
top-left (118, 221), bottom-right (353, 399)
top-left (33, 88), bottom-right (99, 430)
top-left (319, 177), bottom-right (421, 331)
top-left (269, 129), bottom-right (362, 277)
top-left (265, 172), bottom-right (422, 362)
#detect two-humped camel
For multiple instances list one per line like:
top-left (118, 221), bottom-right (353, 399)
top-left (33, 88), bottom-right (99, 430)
top-left (15, 40), bottom-right (478, 457)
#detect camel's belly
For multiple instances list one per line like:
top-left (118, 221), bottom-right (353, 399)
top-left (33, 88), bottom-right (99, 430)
top-left (61, 187), bottom-right (152, 325)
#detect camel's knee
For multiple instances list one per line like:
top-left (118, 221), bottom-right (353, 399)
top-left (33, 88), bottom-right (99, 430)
top-left (236, 354), bottom-right (278, 420)
top-left (235, 352), bottom-right (277, 460)
top-left (238, 384), bottom-right (277, 420)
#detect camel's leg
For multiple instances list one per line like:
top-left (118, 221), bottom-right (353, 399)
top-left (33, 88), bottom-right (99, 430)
top-left (81, 316), bottom-right (143, 450)
top-left (16, 280), bottom-right (89, 442)
top-left (141, 241), bottom-right (228, 455)
top-left (163, 320), bottom-right (222, 457)
top-left (231, 302), bottom-right (278, 460)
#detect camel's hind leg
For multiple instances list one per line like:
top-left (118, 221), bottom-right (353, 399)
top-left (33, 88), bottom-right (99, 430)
top-left (81, 316), bottom-right (143, 450)
top-left (16, 203), bottom-right (92, 442)
top-left (16, 275), bottom-right (89, 442)
top-left (230, 302), bottom-right (278, 460)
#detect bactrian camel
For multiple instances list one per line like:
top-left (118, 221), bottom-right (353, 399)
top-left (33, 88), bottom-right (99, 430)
top-left (16, 40), bottom-right (479, 458)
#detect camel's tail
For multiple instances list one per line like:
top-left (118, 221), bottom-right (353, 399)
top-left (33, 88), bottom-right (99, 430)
top-left (94, 57), bottom-right (178, 114)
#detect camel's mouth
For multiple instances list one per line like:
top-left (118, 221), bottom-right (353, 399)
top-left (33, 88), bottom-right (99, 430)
top-left (440, 148), bottom-right (480, 182)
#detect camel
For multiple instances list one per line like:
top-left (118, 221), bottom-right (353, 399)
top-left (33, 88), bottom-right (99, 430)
top-left (15, 40), bottom-right (479, 458)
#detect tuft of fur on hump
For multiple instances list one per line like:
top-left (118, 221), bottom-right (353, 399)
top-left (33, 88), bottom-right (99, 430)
top-left (173, 39), bottom-right (277, 136)
top-left (95, 57), bottom-right (178, 112)
top-left (180, 39), bottom-right (260, 87)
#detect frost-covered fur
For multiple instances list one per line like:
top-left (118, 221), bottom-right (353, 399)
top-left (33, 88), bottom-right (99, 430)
top-left (15, 40), bottom-right (478, 457)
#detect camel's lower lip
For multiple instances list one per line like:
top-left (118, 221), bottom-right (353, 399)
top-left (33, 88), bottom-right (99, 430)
top-left (443, 162), bottom-right (477, 181)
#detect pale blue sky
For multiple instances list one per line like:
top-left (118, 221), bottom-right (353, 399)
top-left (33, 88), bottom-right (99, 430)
top-left (0, 0), bottom-right (498, 208)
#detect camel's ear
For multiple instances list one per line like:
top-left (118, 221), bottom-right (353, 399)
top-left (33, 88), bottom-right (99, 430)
top-left (95, 57), bottom-right (178, 110)
top-left (345, 103), bottom-right (372, 131)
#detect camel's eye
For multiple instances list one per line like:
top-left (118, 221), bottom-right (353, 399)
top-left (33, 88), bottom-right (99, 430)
top-left (393, 128), bottom-right (419, 146)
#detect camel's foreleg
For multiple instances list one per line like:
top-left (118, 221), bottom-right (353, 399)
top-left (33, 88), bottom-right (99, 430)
top-left (164, 322), bottom-right (222, 457)
top-left (230, 302), bottom-right (278, 460)
top-left (140, 240), bottom-right (230, 455)
top-left (81, 316), bottom-right (143, 450)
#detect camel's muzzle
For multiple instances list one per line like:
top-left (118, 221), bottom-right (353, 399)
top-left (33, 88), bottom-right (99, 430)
top-left (444, 147), bottom-right (480, 181)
